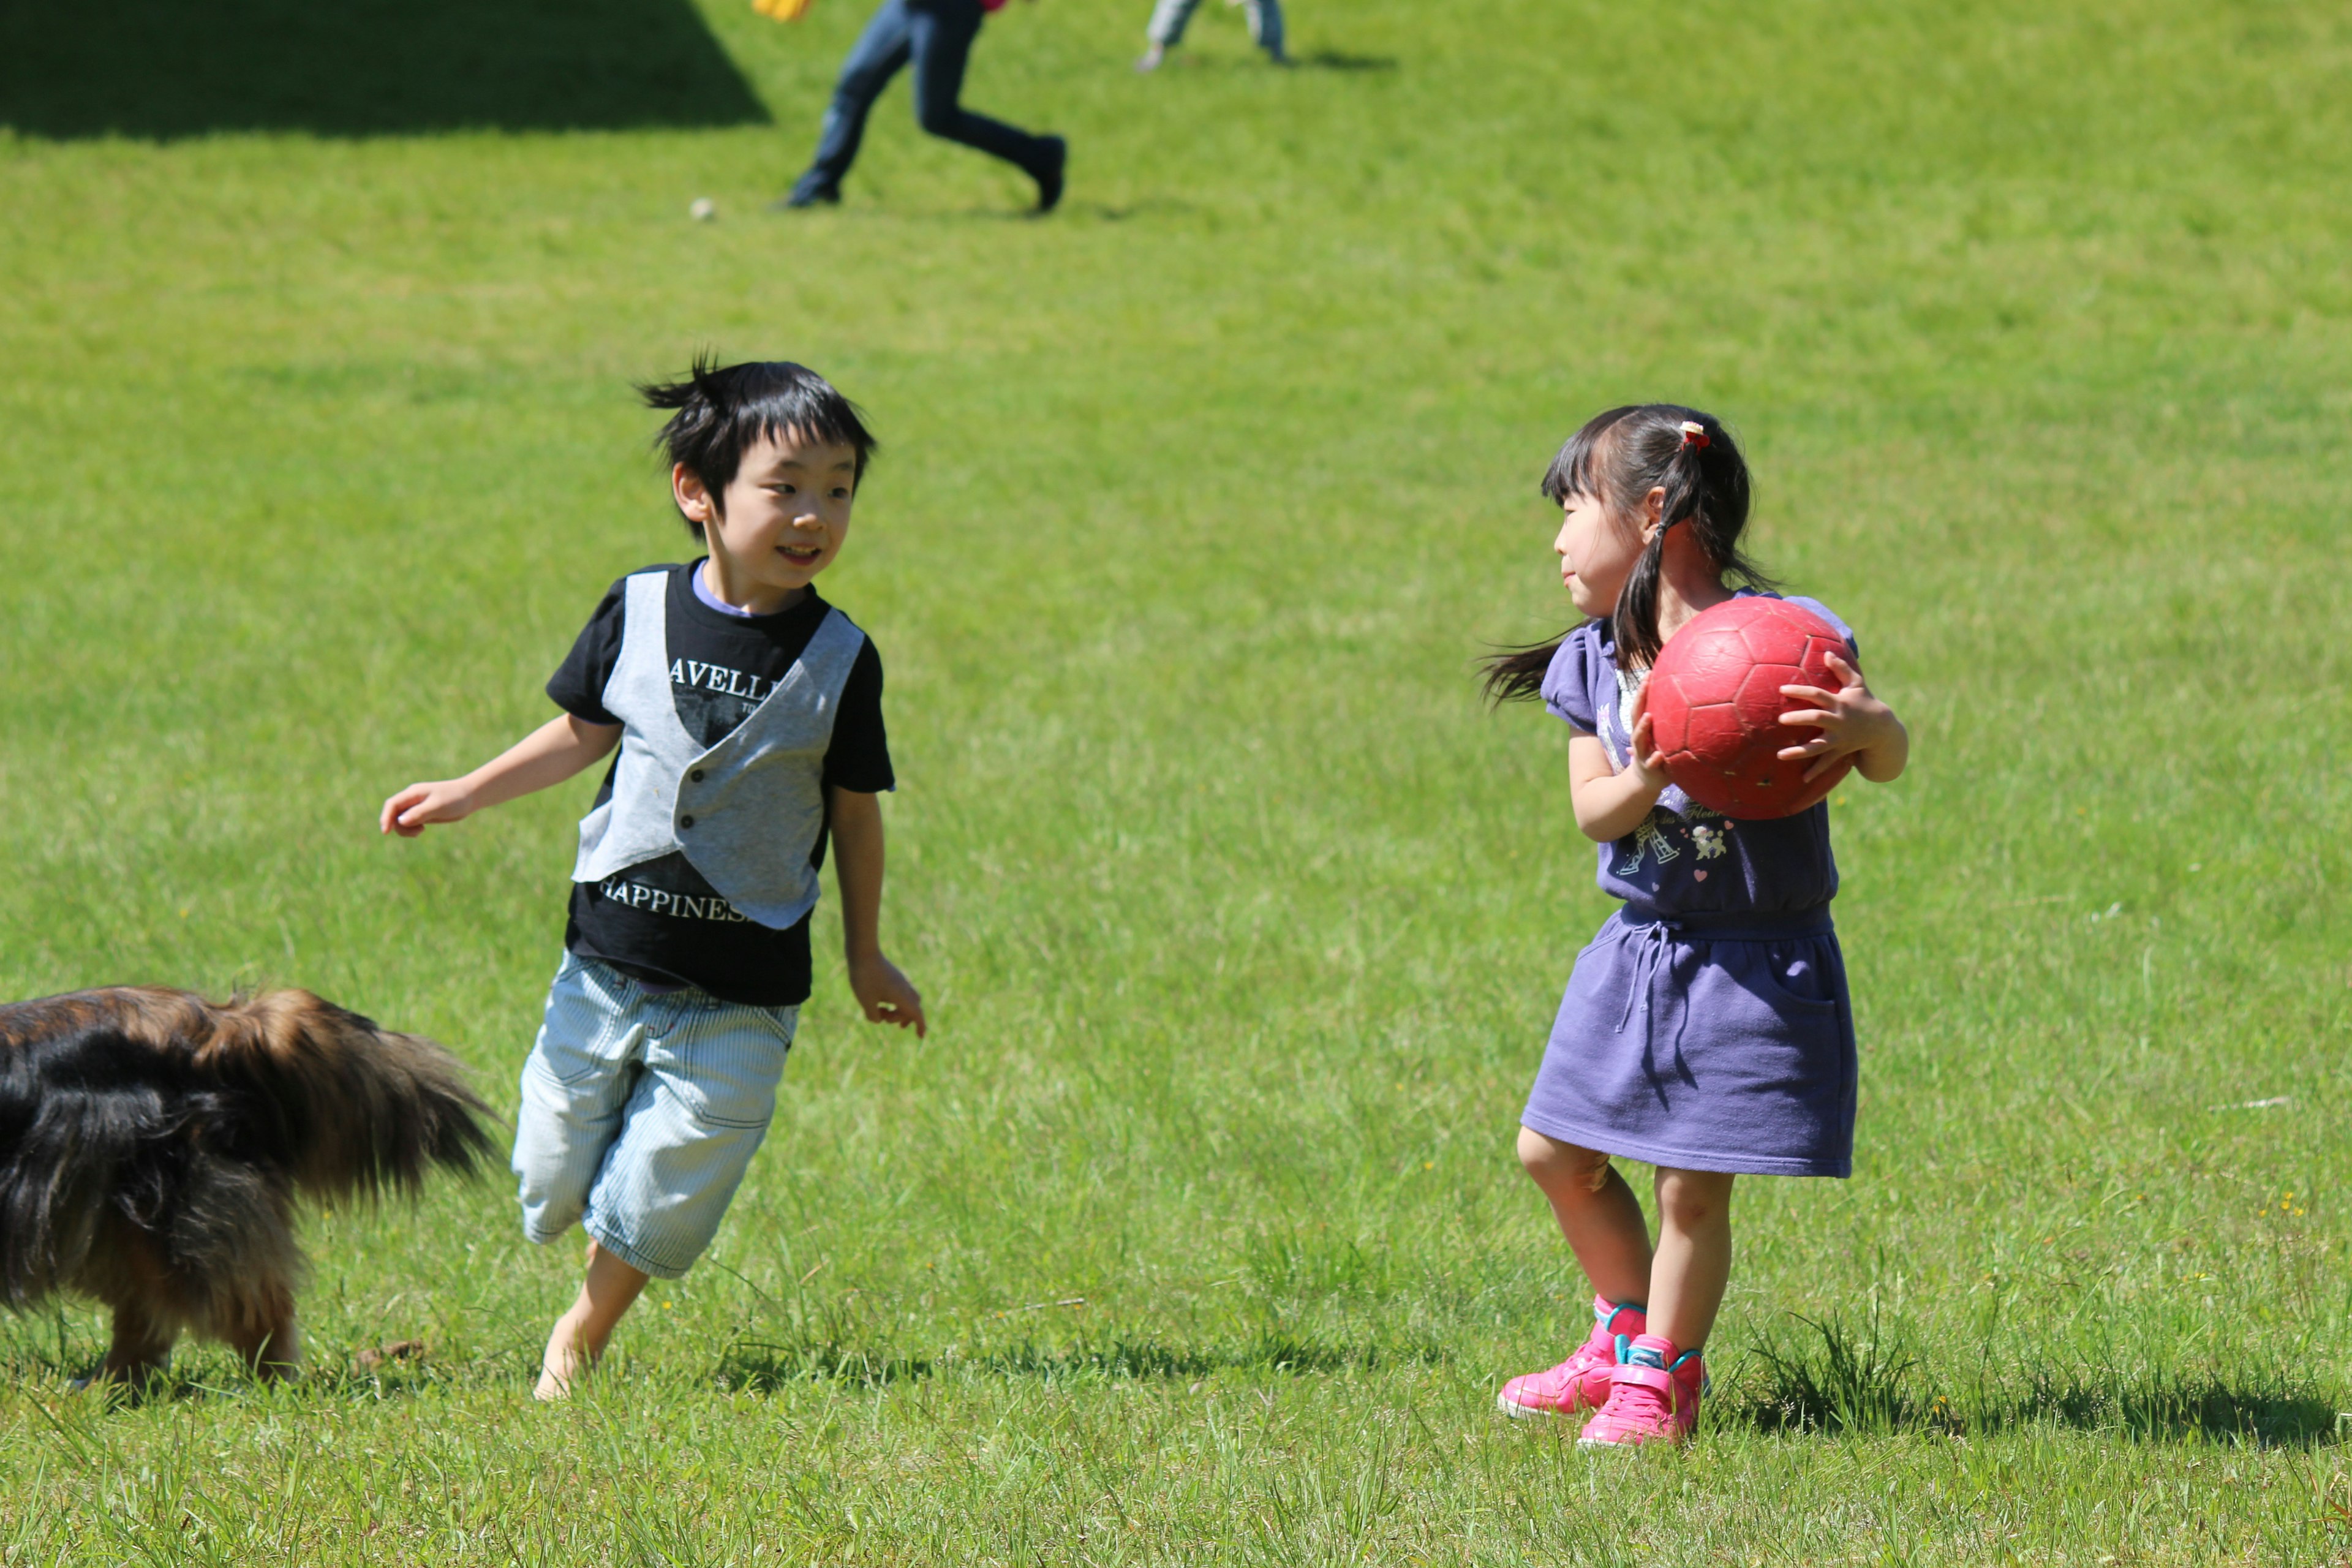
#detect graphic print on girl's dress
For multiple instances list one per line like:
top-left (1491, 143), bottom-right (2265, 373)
top-left (1600, 658), bottom-right (1736, 880)
top-left (1614, 808), bottom-right (1737, 880)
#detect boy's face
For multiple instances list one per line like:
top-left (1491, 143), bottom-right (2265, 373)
top-left (675, 428), bottom-right (858, 606)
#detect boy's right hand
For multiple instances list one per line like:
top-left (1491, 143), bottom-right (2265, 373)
top-left (380, 780), bottom-right (477, 837)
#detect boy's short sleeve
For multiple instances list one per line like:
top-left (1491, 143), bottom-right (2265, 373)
top-left (546, 579), bottom-right (628, 726)
top-left (1540, 622), bottom-right (1603, 734)
top-left (821, 638), bottom-right (894, 794)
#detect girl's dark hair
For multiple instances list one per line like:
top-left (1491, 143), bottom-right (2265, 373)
top-left (1482, 404), bottom-right (1769, 703)
top-left (639, 355), bottom-right (878, 539)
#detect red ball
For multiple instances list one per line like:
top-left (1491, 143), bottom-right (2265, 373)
top-left (1645, 597), bottom-right (1855, 820)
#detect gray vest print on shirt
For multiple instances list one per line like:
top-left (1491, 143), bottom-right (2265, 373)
top-left (571, 570), bottom-right (865, 930)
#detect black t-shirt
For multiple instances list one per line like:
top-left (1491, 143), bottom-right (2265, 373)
top-left (545, 562), bottom-right (893, 1006)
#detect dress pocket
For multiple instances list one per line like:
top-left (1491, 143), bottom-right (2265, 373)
top-left (1757, 943), bottom-right (1842, 1013)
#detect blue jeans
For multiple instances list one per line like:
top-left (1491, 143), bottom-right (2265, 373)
top-left (1147, 0), bottom-right (1284, 58)
top-left (793, 0), bottom-right (1052, 198)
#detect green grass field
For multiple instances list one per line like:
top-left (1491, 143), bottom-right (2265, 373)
top-left (4, 0), bottom-right (2350, 1559)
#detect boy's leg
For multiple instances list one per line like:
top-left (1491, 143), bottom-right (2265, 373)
top-left (1517, 1126), bottom-right (1651, 1304)
top-left (788, 0), bottom-right (917, 203)
top-left (536, 1240), bottom-right (650, 1400)
top-left (905, 0), bottom-right (1058, 181)
top-left (512, 956), bottom-right (647, 1251)
top-left (1647, 1167), bottom-right (1736, 1351)
top-left (572, 998), bottom-right (797, 1288)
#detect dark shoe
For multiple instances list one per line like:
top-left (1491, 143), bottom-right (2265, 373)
top-left (1030, 135), bottom-right (1066, 214)
top-left (772, 180), bottom-right (840, 211)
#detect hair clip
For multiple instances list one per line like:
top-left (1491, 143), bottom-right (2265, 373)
top-left (1678, 421), bottom-right (1711, 452)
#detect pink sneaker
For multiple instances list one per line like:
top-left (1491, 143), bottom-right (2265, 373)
top-left (1496, 1297), bottom-right (1646, 1417)
top-left (1577, 1333), bottom-right (1705, 1447)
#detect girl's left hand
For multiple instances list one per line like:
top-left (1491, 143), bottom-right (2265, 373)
top-left (1777, 651), bottom-right (1902, 782)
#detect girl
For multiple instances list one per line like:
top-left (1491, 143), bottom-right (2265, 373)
top-left (1485, 405), bottom-right (1908, 1447)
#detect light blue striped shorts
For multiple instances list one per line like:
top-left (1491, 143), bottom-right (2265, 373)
top-left (512, 952), bottom-right (798, 1280)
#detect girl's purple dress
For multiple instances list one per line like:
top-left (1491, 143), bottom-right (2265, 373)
top-left (1520, 594), bottom-right (1859, 1177)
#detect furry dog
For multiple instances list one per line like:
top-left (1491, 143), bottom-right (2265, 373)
top-left (0, 987), bottom-right (494, 1385)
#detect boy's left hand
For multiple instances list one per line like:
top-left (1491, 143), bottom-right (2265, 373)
top-left (848, 951), bottom-right (927, 1038)
top-left (1777, 650), bottom-right (1902, 782)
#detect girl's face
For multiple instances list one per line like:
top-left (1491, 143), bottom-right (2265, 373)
top-left (674, 428), bottom-right (858, 611)
top-left (1553, 488), bottom-right (1648, 619)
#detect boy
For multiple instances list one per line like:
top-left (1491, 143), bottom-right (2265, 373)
top-left (380, 359), bottom-right (924, 1400)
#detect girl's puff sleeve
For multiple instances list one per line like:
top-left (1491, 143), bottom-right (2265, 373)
top-left (1539, 622), bottom-right (1602, 734)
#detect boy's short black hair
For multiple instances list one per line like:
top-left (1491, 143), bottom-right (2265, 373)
top-left (639, 356), bottom-right (878, 538)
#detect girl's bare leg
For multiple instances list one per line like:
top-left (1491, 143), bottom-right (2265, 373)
top-left (1647, 1167), bottom-right (1736, 1351)
top-left (1516, 1126), bottom-right (1652, 1306)
top-left (536, 1240), bottom-right (650, 1401)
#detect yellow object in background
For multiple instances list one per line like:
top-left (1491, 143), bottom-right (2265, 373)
top-left (753, 0), bottom-right (815, 20)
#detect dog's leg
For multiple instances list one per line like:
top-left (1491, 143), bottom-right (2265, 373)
top-left (88, 1298), bottom-right (178, 1390)
top-left (225, 1288), bottom-right (301, 1382)
top-left (81, 1225), bottom-right (180, 1391)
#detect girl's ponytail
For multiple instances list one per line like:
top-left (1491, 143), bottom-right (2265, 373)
top-left (1610, 420), bottom-right (1717, 669)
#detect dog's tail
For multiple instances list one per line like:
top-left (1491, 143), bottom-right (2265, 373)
top-left (194, 990), bottom-right (499, 1204)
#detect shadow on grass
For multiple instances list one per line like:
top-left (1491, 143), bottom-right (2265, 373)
top-left (795, 197), bottom-right (1205, 226)
top-left (1720, 1311), bottom-right (2343, 1447)
top-left (1293, 51), bottom-right (1399, 72)
top-left (1160, 50), bottom-right (1397, 74)
top-left (0, 0), bottom-right (768, 140)
top-left (712, 1333), bottom-right (1439, 1393)
top-left (5, 1358), bottom-right (475, 1410)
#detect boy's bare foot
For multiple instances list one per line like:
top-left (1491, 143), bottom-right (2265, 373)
top-left (535, 1239), bottom-right (650, 1401)
top-left (535, 1341), bottom-right (588, 1401)
top-left (1135, 44), bottom-right (1164, 72)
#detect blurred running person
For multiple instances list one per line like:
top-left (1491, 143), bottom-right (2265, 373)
top-left (1136, 0), bottom-right (1284, 71)
top-left (779, 0), bottom-right (1066, 212)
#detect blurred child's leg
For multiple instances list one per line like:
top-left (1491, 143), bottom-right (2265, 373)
top-left (1243, 0), bottom-right (1285, 62)
top-left (1647, 1168), bottom-right (1736, 1350)
top-left (906, 0), bottom-right (1058, 180)
top-left (537, 1241), bottom-right (650, 1400)
top-left (1146, 0), bottom-right (1202, 49)
top-left (1137, 0), bottom-right (1199, 68)
top-left (1516, 1126), bottom-right (1651, 1305)
top-left (788, 0), bottom-right (917, 203)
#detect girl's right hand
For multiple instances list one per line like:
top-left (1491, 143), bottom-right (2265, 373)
top-left (1624, 685), bottom-right (1673, 797)
top-left (379, 780), bottom-right (477, 837)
